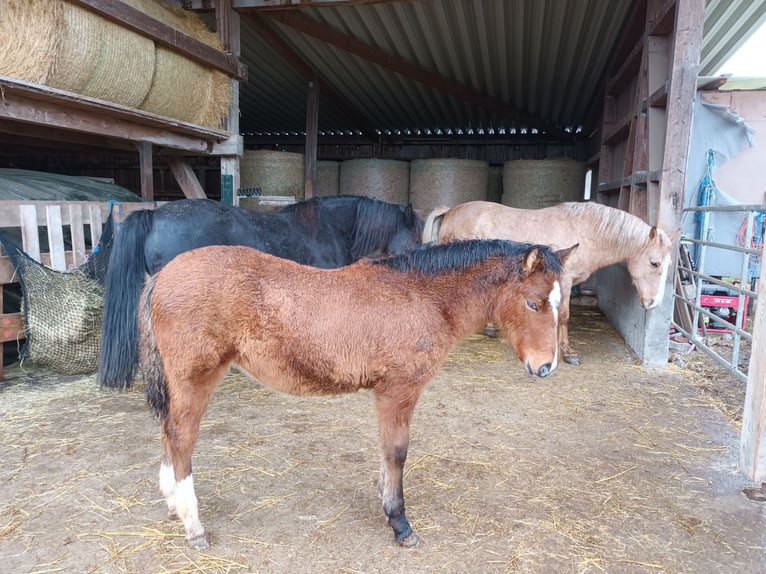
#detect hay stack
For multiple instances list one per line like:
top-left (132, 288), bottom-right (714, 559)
top-left (502, 159), bottom-right (585, 208)
top-left (0, 0), bottom-right (230, 128)
top-left (339, 159), bottom-right (409, 204)
top-left (315, 161), bottom-right (340, 197)
top-left (409, 158), bottom-right (489, 212)
top-left (241, 150), bottom-right (305, 198)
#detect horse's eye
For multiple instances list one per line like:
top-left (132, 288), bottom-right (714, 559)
top-left (650, 261), bottom-right (660, 268)
top-left (527, 300), bottom-right (539, 311)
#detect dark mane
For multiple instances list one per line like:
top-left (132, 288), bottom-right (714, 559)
top-left (350, 197), bottom-right (423, 260)
top-left (370, 239), bottom-right (562, 277)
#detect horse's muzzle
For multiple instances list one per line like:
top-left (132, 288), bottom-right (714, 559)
top-left (526, 361), bottom-right (554, 377)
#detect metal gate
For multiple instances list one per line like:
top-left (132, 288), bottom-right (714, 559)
top-left (672, 204), bottom-right (765, 382)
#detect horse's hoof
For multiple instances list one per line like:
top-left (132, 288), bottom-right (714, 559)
top-left (484, 326), bottom-right (497, 338)
top-left (187, 532), bottom-right (210, 551)
top-left (563, 353), bottom-right (581, 366)
top-left (396, 532), bottom-right (421, 548)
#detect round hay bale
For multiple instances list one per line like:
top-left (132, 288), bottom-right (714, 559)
top-left (48, 4), bottom-right (154, 108)
top-left (502, 159), bottom-right (585, 208)
top-left (241, 150), bottom-right (305, 198)
top-left (139, 47), bottom-right (213, 124)
top-left (339, 159), bottom-right (409, 204)
top-left (0, 0), bottom-right (230, 129)
top-left (487, 165), bottom-right (503, 203)
top-left (409, 158), bottom-right (489, 212)
top-left (315, 160), bottom-right (340, 197)
top-left (0, 0), bottom-right (62, 84)
top-left (126, 0), bottom-right (231, 128)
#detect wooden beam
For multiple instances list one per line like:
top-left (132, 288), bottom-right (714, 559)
top-left (138, 142), bottom-right (154, 201)
top-left (264, 10), bottom-right (571, 138)
top-left (244, 12), bottom-right (377, 139)
top-left (218, 1), bottom-right (242, 204)
top-left (0, 76), bottom-right (232, 154)
top-left (741, 277), bottom-right (766, 482)
top-left (304, 80), bottom-right (319, 199)
top-left (184, 0), bottom-right (399, 10)
top-left (167, 157), bottom-right (208, 199)
top-left (68, 0), bottom-right (247, 81)
top-left (657, 0), bottom-right (704, 233)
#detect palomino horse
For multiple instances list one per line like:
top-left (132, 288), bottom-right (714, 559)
top-left (99, 195), bottom-right (423, 389)
top-left (423, 200), bottom-right (678, 365)
top-left (138, 239), bottom-right (576, 549)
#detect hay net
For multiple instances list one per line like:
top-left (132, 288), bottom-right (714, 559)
top-left (0, 212), bottom-right (114, 375)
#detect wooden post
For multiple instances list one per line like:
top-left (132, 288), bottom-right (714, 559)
top-left (657, 0), bottom-right (704, 233)
top-left (304, 79), bottom-right (319, 200)
top-left (740, 277), bottom-right (766, 482)
top-left (138, 141), bottom-right (154, 201)
top-left (217, 0), bottom-right (242, 205)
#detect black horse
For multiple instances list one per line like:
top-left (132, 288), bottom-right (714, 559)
top-left (98, 195), bottom-right (423, 389)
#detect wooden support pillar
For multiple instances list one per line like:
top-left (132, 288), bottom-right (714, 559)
top-left (138, 141), bottom-right (154, 202)
top-left (741, 277), bottom-right (766, 482)
top-left (657, 0), bottom-right (704, 233)
top-left (217, 0), bottom-right (243, 205)
top-left (304, 79), bottom-right (319, 199)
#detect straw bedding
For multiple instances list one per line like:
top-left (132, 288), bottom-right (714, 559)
top-left (0, 306), bottom-right (763, 572)
top-left (0, 0), bottom-right (230, 128)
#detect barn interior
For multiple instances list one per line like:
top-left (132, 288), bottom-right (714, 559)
top-left (1, 1), bottom-right (766, 571)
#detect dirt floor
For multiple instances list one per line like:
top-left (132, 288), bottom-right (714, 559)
top-left (1, 306), bottom-right (764, 574)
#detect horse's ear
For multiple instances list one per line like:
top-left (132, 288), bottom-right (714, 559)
top-left (649, 226), bottom-right (658, 241)
top-left (522, 247), bottom-right (541, 275)
top-left (669, 228), bottom-right (681, 242)
top-left (555, 243), bottom-right (578, 266)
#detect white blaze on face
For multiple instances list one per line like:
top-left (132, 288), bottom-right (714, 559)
top-left (648, 254), bottom-right (671, 308)
top-left (548, 280), bottom-right (562, 320)
top-left (548, 280), bottom-right (562, 371)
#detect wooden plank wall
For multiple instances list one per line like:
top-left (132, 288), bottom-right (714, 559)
top-left (0, 200), bottom-right (149, 379)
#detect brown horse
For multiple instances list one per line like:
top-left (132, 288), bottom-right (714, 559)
top-left (138, 239), bottom-right (576, 549)
top-left (423, 201), bottom-right (678, 365)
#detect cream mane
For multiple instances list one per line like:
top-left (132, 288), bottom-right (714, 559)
top-left (560, 202), bottom-right (654, 254)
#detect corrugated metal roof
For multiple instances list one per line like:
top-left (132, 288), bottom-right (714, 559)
top-left (220, 0), bottom-right (765, 138)
top-left (700, 0), bottom-right (766, 75)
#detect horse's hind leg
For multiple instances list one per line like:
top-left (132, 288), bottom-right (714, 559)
top-left (374, 384), bottom-right (422, 548)
top-left (159, 369), bottom-right (224, 550)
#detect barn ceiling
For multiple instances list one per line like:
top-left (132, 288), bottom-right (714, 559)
top-left (191, 0), bottom-right (765, 141)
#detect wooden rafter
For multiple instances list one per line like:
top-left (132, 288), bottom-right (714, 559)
top-left (244, 13), bottom-right (377, 138)
top-left (184, 0), bottom-right (403, 10)
top-left (263, 10), bottom-right (571, 139)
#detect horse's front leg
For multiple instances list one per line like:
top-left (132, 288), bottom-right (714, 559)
top-left (374, 384), bottom-right (422, 548)
top-left (558, 285), bottom-right (580, 365)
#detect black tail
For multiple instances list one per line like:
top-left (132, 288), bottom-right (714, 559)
top-left (98, 209), bottom-right (154, 389)
top-left (139, 276), bottom-right (168, 419)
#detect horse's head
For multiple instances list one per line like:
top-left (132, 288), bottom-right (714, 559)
top-left (384, 204), bottom-right (424, 255)
top-left (495, 244), bottom-right (577, 378)
top-left (627, 227), bottom-right (678, 310)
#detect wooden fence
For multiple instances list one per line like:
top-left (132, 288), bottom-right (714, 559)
top-left (0, 200), bottom-right (148, 379)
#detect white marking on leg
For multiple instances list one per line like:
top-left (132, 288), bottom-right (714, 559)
top-left (159, 462), bottom-right (177, 517)
top-left (175, 474), bottom-right (206, 544)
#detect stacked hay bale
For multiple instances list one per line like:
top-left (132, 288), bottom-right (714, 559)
top-left (409, 158), bottom-right (489, 212)
top-left (502, 159), bottom-right (585, 208)
top-left (0, 0), bottom-right (230, 128)
top-left (240, 150), bottom-right (305, 198)
top-left (315, 160), bottom-right (340, 196)
top-left (340, 159), bottom-right (410, 204)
